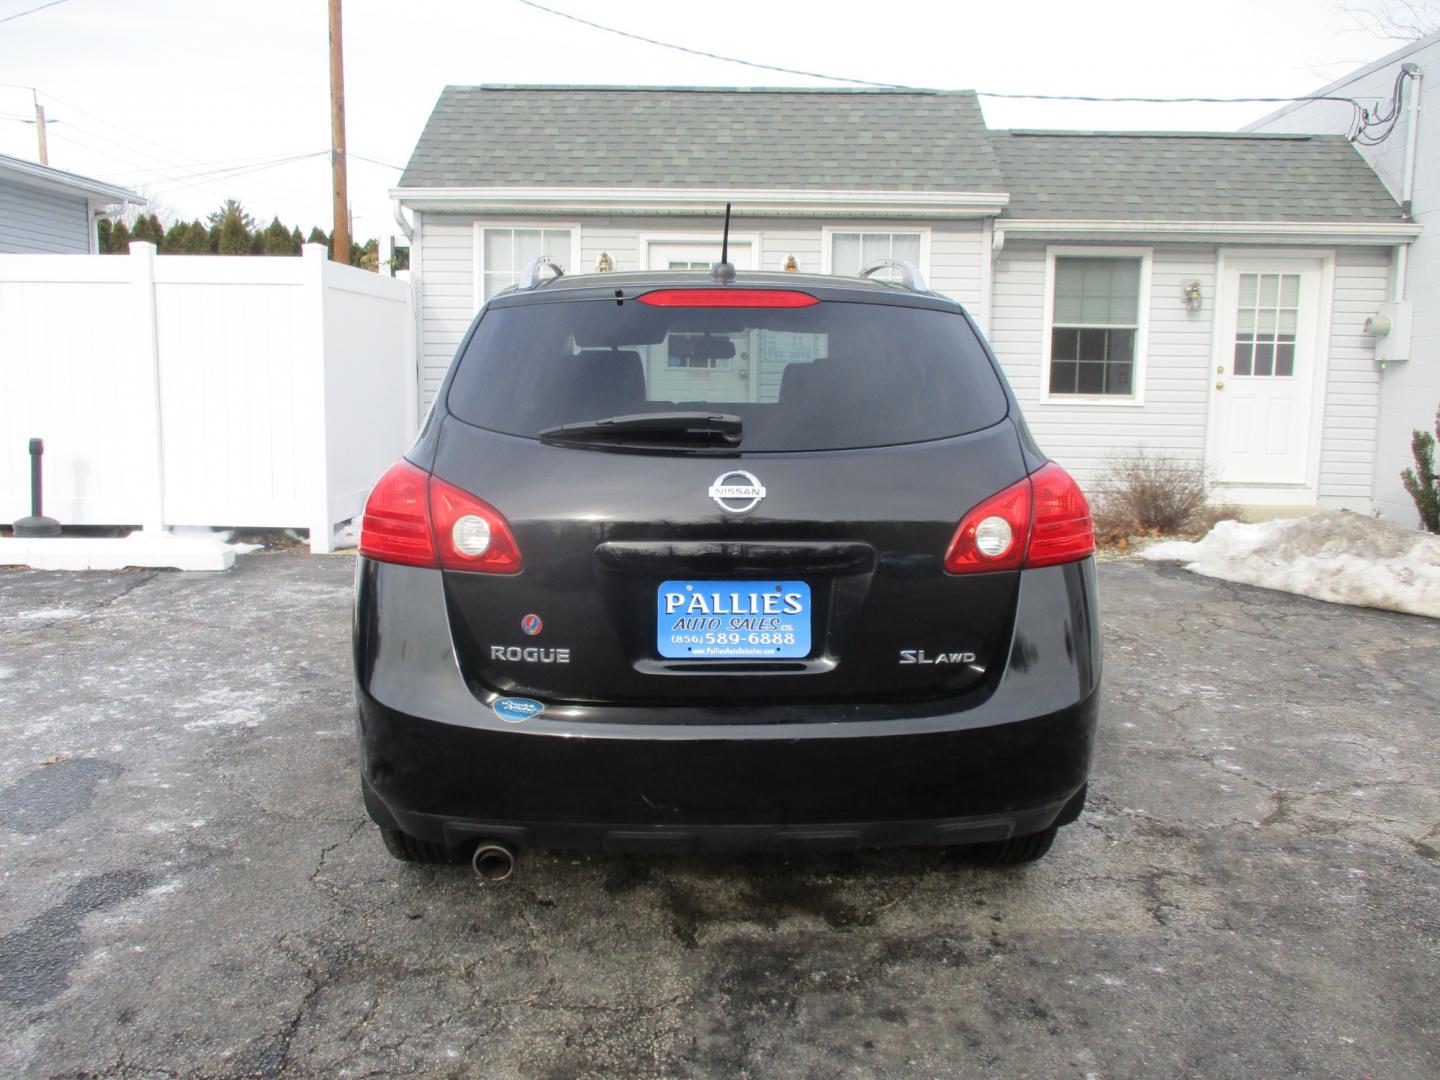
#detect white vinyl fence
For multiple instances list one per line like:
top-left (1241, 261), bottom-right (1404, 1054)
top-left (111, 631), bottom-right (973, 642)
top-left (0, 243), bottom-right (415, 552)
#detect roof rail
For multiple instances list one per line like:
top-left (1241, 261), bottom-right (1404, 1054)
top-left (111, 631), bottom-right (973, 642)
top-left (520, 255), bottom-right (566, 289)
top-left (858, 259), bottom-right (928, 292)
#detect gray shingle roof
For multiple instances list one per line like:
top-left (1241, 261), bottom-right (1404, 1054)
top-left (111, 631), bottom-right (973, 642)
top-left (399, 86), bottom-right (1004, 192)
top-left (399, 87), bottom-right (1405, 224)
top-left (991, 130), bottom-right (1405, 222)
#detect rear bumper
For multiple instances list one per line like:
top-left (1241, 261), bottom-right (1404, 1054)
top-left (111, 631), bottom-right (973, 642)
top-left (353, 558), bottom-right (1102, 854)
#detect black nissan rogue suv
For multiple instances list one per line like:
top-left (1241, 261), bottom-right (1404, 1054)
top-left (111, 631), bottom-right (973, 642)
top-left (353, 260), bottom-right (1100, 873)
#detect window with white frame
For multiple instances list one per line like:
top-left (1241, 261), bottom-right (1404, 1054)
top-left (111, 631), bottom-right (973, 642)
top-left (1047, 256), bottom-right (1144, 397)
top-left (830, 231), bottom-right (922, 278)
top-left (480, 228), bottom-right (573, 302)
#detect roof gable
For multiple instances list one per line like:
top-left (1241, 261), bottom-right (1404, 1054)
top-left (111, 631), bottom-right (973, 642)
top-left (400, 86), bottom-right (1005, 193)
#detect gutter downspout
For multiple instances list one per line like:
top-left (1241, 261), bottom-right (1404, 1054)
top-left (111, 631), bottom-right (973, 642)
top-left (393, 200), bottom-right (413, 241)
top-left (1394, 63), bottom-right (1422, 302)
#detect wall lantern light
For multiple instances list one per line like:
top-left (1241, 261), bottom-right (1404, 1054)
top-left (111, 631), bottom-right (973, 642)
top-left (783, 254), bottom-right (800, 272)
top-left (596, 251), bottom-right (615, 272)
top-left (1182, 280), bottom-right (1203, 314)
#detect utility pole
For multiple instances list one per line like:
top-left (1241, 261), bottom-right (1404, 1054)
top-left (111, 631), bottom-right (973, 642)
top-left (33, 93), bottom-right (48, 166)
top-left (328, 0), bottom-right (350, 264)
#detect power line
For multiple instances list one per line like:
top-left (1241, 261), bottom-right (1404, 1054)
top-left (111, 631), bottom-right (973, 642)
top-left (0, 0), bottom-right (69, 27)
top-left (347, 151), bottom-right (404, 170)
top-left (513, 0), bottom-right (920, 89)
top-left (150, 151), bottom-right (329, 186)
top-left (45, 129), bottom-right (326, 218)
top-left (513, 0), bottom-right (1401, 140)
top-left (30, 87), bottom-right (324, 209)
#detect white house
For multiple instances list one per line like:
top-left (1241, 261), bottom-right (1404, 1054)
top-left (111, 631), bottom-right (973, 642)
top-left (1248, 31), bottom-right (1435, 526)
top-left (393, 86), bottom-right (1420, 514)
top-left (0, 153), bottom-right (139, 254)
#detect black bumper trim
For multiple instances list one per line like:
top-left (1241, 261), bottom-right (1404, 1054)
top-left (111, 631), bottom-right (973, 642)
top-left (363, 775), bottom-right (1079, 855)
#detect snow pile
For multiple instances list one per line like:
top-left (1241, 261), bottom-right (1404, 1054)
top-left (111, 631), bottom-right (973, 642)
top-left (1143, 511), bottom-right (1440, 618)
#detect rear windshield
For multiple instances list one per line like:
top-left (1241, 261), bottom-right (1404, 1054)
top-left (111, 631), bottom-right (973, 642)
top-left (446, 297), bottom-right (1008, 452)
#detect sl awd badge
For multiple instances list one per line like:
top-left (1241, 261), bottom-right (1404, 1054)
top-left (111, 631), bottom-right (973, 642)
top-left (708, 470), bottom-right (766, 514)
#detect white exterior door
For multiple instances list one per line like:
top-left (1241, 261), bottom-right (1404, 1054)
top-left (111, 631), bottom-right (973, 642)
top-left (645, 242), bottom-right (757, 402)
top-left (1209, 256), bottom-right (1326, 489)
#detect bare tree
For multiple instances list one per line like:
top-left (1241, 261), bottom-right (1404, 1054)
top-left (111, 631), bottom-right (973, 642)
top-left (1339, 0), bottom-right (1440, 40)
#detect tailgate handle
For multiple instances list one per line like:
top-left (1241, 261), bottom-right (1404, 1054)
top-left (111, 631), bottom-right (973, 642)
top-left (595, 541), bottom-right (875, 574)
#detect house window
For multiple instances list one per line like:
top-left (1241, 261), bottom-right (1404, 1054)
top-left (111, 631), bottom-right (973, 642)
top-left (480, 228), bottom-right (573, 302)
top-left (1048, 256), bottom-right (1144, 397)
top-left (830, 232), bottom-right (922, 278)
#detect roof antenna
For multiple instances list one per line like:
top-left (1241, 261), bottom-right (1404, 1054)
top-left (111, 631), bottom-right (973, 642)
top-left (711, 202), bottom-right (736, 284)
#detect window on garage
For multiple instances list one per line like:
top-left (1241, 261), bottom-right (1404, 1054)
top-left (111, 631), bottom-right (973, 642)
top-left (1045, 252), bottom-right (1150, 401)
top-left (829, 231), bottom-right (924, 281)
top-left (479, 228), bottom-right (574, 303)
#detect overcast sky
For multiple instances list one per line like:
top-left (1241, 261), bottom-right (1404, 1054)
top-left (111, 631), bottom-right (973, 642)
top-left (0, 0), bottom-right (1414, 240)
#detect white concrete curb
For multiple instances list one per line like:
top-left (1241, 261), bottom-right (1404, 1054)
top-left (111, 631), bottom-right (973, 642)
top-left (0, 533), bottom-right (259, 572)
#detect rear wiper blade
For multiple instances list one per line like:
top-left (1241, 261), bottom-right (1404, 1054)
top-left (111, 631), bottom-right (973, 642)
top-left (538, 411), bottom-right (743, 446)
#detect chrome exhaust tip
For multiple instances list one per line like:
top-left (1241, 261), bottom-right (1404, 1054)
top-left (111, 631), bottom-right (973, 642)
top-left (471, 842), bottom-right (516, 883)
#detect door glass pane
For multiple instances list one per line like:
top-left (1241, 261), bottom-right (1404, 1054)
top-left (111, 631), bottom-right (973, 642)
top-left (1234, 271), bottom-right (1302, 378)
top-left (1234, 342), bottom-right (1253, 376)
top-left (1275, 342), bottom-right (1295, 377)
top-left (1254, 342), bottom-right (1274, 377)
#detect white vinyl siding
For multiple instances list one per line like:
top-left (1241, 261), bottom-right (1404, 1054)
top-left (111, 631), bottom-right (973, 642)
top-left (992, 238), bottom-right (1386, 506)
top-left (414, 215), bottom-right (987, 411)
top-left (416, 214), bottom-right (475, 407)
top-left (991, 240), bottom-right (1213, 488)
top-left (0, 178), bottom-right (92, 254)
top-left (1318, 246), bottom-right (1387, 503)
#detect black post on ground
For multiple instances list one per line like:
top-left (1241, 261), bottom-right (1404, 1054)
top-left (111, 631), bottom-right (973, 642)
top-left (13, 438), bottom-right (61, 538)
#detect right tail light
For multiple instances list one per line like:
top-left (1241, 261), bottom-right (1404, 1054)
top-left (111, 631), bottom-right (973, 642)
top-left (944, 462), bottom-right (1093, 574)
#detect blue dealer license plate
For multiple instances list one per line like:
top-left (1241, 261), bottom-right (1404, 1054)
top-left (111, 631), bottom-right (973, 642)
top-left (657, 580), bottom-right (811, 659)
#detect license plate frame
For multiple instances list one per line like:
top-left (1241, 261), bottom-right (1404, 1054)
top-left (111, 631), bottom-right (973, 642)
top-left (656, 580), bottom-right (811, 659)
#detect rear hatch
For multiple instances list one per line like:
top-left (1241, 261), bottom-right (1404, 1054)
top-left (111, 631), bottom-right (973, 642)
top-left (431, 285), bottom-right (1028, 708)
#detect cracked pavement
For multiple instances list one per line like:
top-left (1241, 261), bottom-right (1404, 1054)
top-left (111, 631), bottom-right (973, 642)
top-left (0, 554), bottom-right (1436, 1078)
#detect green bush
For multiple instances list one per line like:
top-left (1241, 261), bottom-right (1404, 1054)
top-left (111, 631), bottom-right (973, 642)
top-left (1401, 405), bottom-right (1439, 534)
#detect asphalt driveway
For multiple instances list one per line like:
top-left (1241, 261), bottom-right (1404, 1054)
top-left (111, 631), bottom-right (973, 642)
top-left (0, 554), bottom-right (1436, 1078)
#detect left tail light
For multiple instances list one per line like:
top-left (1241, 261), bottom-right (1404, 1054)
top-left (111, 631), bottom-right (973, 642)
top-left (944, 461), bottom-right (1093, 574)
top-left (359, 460), bottom-right (523, 574)
top-left (359, 461), bottom-right (435, 568)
